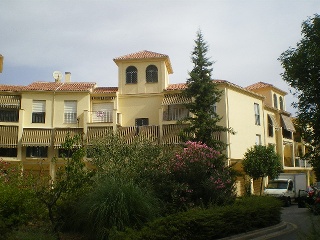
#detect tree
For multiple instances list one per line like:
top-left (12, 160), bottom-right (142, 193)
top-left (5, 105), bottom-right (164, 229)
top-left (180, 30), bottom-right (232, 151)
top-left (36, 134), bottom-right (94, 234)
top-left (242, 145), bottom-right (282, 195)
top-left (278, 14), bottom-right (320, 179)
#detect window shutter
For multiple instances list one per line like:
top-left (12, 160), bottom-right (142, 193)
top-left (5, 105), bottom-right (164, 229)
top-left (33, 100), bottom-right (45, 112)
top-left (64, 101), bottom-right (77, 113)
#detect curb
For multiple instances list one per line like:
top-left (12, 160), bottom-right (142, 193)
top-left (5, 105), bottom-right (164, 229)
top-left (220, 221), bottom-right (297, 239)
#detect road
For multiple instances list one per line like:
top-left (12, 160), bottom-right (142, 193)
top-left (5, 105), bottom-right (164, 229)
top-left (265, 203), bottom-right (320, 239)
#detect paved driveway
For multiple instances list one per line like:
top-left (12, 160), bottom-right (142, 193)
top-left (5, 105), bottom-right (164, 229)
top-left (267, 203), bottom-right (320, 240)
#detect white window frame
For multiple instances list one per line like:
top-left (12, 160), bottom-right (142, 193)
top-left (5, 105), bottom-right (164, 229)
top-left (255, 134), bottom-right (261, 145)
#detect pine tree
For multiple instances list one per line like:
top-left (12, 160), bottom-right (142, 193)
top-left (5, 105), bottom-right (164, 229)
top-left (180, 30), bottom-right (232, 151)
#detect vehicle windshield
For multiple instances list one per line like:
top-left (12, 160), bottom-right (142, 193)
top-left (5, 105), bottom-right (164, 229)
top-left (267, 181), bottom-right (287, 189)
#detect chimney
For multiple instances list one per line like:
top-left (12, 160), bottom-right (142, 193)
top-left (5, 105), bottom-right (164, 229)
top-left (65, 72), bottom-right (71, 82)
top-left (0, 55), bottom-right (3, 73)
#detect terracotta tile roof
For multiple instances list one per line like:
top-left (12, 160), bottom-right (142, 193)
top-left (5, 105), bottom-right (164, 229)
top-left (23, 82), bottom-right (96, 92)
top-left (93, 87), bottom-right (118, 93)
top-left (166, 80), bottom-right (265, 99)
top-left (166, 83), bottom-right (187, 91)
top-left (245, 81), bottom-right (287, 95)
top-left (166, 80), bottom-right (231, 91)
top-left (114, 50), bottom-right (169, 60)
top-left (0, 84), bottom-right (23, 92)
top-left (114, 50), bottom-right (173, 74)
top-left (245, 82), bottom-right (273, 90)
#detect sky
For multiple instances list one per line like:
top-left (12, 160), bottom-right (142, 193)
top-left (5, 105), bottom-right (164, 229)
top-left (0, 0), bottom-right (319, 115)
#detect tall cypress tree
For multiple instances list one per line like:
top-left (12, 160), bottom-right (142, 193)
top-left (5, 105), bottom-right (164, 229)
top-left (180, 30), bottom-right (232, 151)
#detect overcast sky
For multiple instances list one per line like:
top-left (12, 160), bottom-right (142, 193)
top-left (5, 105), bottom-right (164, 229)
top-left (0, 0), bottom-right (319, 115)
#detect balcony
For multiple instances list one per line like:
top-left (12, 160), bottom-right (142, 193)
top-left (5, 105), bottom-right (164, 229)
top-left (295, 157), bottom-right (312, 168)
top-left (89, 111), bottom-right (113, 123)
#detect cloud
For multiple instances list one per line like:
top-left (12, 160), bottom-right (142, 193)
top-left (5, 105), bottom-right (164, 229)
top-left (0, 0), bottom-right (319, 114)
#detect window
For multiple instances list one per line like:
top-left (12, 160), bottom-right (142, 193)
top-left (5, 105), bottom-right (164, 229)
top-left (0, 148), bottom-right (17, 157)
top-left (255, 134), bottom-right (261, 145)
top-left (273, 94), bottom-right (278, 108)
top-left (64, 101), bottom-right (77, 123)
top-left (0, 109), bottom-right (19, 122)
top-left (268, 115), bottom-right (274, 137)
top-left (126, 66), bottom-right (137, 84)
top-left (146, 65), bottom-right (158, 83)
top-left (279, 96), bottom-right (284, 110)
top-left (135, 118), bottom-right (149, 135)
top-left (135, 118), bottom-right (149, 126)
top-left (26, 146), bottom-right (48, 158)
top-left (32, 100), bottom-right (45, 123)
top-left (254, 103), bottom-right (260, 125)
top-left (164, 105), bottom-right (189, 121)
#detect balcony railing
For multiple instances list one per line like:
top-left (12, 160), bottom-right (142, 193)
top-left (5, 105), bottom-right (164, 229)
top-left (295, 158), bottom-right (312, 168)
top-left (163, 108), bottom-right (189, 121)
top-left (89, 111), bottom-right (113, 123)
top-left (64, 112), bottom-right (77, 123)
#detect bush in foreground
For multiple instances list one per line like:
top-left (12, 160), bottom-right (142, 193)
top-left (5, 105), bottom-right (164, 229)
top-left (70, 176), bottom-right (160, 240)
top-left (112, 196), bottom-right (282, 240)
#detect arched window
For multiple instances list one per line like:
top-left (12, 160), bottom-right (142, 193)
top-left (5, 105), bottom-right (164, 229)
top-left (279, 96), bottom-right (284, 110)
top-left (268, 115), bottom-right (274, 137)
top-left (146, 65), bottom-right (158, 83)
top-left (273, 94), bottom-right (278, 108)
top-left (126, 66), bottom-right (137, 84)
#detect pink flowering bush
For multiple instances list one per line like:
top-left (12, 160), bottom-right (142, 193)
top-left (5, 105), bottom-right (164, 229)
top-left (170, 141), bottom-right (236, 208)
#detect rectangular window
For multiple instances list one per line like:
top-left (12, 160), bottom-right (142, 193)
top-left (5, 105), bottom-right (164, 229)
top-left (255, 134), bottom-right (261, 145)
top-left (0, 148), bottom-right (17, 157)
top-left (64, 101), bottom-right (77, 123)
top-left (26, 146), bottom-right (48, 158)
top-left (135, 118), bottom-right (149, 126)
top-left (254, 103), bottom-right (260, 125)
top-left (0, 109), bottom-right (19, 122)
top-left (32, 100), bottom-right (46, 123)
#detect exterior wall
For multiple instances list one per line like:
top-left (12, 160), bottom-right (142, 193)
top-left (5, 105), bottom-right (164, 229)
top-left (221, 87), bottom-right (265, 160)
top-left (118, 94), bottom-right (163, 126)
top-left (117, 60), bottom-right (169, 95)
top-left (53, 92), bottom-right (90, 128)
top-left (21, 92), bottom-right (54, 128)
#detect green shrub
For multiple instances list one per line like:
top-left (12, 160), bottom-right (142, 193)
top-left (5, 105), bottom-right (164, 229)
top-left (70, 176), bottom-right (160, 240)
top-left (0, 161), bottom-right (45, 239)
top-left (169, 141), bottom-right (237, 208)
top-left (112, 196), bottom-right (282, 240)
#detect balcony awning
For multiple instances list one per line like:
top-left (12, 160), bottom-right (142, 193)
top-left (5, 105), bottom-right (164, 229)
top-left (268, 114), bottom-right (280, 129)
top-left (0, 125), bottom-right (18, 148)
top-left (162, 94), bottom-right (191, 105)
top-left (54, 128), bottom-right (83, 148)
top-left (22, 128), bottom-right (52, 146)
top-left (0, 95), bottom-right (20, 108)
top-left (281, 115), bottom-right (296, 132)
top-left (87, 126), bottom-right (113, 144)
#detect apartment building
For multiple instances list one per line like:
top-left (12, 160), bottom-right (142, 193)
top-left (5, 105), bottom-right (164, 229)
top-left (0, 50), bottom-right (312, 195)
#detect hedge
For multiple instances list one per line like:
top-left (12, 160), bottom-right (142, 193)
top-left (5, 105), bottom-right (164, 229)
top-left (112, 196), bottom-right (282, 240)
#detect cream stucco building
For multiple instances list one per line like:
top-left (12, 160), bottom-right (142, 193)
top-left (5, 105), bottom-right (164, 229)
top-left (0, 50), bottom-right (312, 195)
